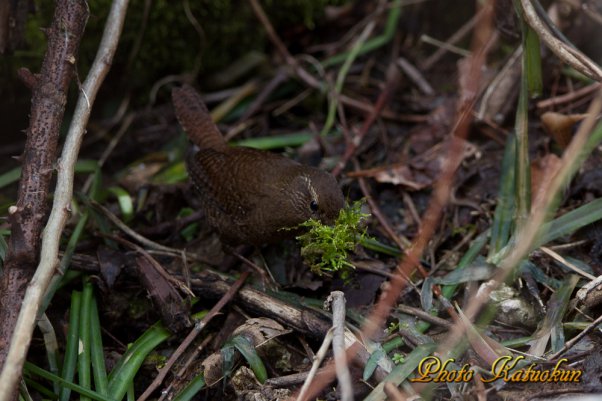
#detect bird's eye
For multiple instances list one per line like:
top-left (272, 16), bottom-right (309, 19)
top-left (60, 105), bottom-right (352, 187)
top-left (310, 200), bottom-right (319, 212)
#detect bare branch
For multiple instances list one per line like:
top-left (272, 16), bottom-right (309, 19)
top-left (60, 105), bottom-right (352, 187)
top-left (0, 0), bottom-right (129, 397)
top-left (0, 1), bottom-right (89, 397)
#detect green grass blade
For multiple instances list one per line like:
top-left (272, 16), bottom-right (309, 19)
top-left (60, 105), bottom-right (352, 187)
top-left (359, 237), bottom-right (401, 257)
top-left (59, 291), bottom-right (82, 401)
top-left (76, 159), bottom-right (102, 174)
top-left (172, 373), bottom-right (206, 401)
top-left (23, 376), bottom-right (56, 399)
top-left (536, 197), bottom-right (602, 247)
top-left (229, 335), bottom-right (268, 383)
top-left (523, 27), bottom-right (542, 96)
top-left (514, 71), bottom-right (531, 229)
top-left (107, 323), bottom-right (170, 400)
top-left (107, 187), bottom-right (134, 223)
top-left (79, 282), bottom-right (94, 401)
top-left (25, 362), bottom-right (115, 401)
top-left (0, 231), bottom-right (8, 271)
top-left (0, 160), bottom-right (98, 190)
top-left (527, 274), bottom-right (579, 355)
top-left (0, 167), bottom-right (21, 189)
top-left (441, 230), bottom-right (489, 299)
top-left (489, 136), bottom-right (516, 257)
top-left (321, 0), bottom-right (402, 68)
top-left (151, 161), bottom-right (187, 184)
top-left (514, 0), bottom-right (542, 96)
top-left (232, 131), bottom-right (314, 149)
top-left (90, 297), bottom-right (109, 396)
top-left (363, 343), bottom-right (436, 401)
top-left (321, 19), bottom-right (375, 136)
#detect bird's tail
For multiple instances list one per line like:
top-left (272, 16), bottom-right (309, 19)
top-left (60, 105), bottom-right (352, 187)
top-left (172, 84), bottom-right (226, 150)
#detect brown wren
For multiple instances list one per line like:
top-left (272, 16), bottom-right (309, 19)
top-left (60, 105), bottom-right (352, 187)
top-left (172, 85), bottom-right (345, 245)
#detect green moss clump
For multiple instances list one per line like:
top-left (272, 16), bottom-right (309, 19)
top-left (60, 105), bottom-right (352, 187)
top-left (296, 200), bottom-right (369, 280)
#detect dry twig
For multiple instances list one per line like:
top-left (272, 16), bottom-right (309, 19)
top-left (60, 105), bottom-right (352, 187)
top-left (0, 1), bottom-right (128, 398)
top-left (296, 329), bottom-right (334, 401)
top-left (519, 0), bottom-right (602, 81)
top-left (329, 292), bottom-right (352, 401)
top-left (137, 272), bottom-right (249, 401)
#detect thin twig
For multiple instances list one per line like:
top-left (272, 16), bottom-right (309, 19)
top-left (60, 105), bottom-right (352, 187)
top-left (137, 272), bottom-right (250, 401)
top-left (332, 63), bottom-right (401, 176)
top-left (91, 200), bottom-right (181, 255)
top-left (549, 312), bottom-right (602, 361)
top-left (157, 335), bottom-right (214, 401)
top-left (356, 169), bottom-right (410, 252)
top-left (109, 234), bottom-right (194, 297)
top-left (396, 304), bottom-right (452, 328)
top-left (329, 292), bottom-right (352, 401)
top-left (238, 68), bottom-right (288, 122)
top-left (540, 246), bottom-right (596, 280)
top-left (397, 57), bottom-right (434, 96)
top-left (95, 215), bottom-right (217, 266)
top-left (247, 0), bottom-right (323, 90)
top-left (296, 328), bottom-right (334, 401)
top-left (420, 35), bottom-right (471, 58)
top-left (536, 82), bottom-right (601, 110)
top-left (420, 6), bottom-right (485, 70)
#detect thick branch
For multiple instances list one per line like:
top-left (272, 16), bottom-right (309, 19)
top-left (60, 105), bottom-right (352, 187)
top-left (6, 0), bottom-right (89, 271)
top-left (0, 0), bottom-right (130, 396)
top-left (0, 0), bottom-right (89, 384)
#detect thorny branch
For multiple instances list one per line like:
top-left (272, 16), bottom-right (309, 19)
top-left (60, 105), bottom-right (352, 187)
top-left (0, 0), bottom-right (129, 398)
top-left (0, 0), bottom-right (89, 394)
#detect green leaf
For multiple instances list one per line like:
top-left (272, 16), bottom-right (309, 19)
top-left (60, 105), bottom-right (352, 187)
top-left (59, 291), bottom-right (82, 401)
top-left (489, 135), bottom-right (516, 256)
top-left (108, 323), bottom-right (170, 400)
top-left (76, 159), bottom-right (101, 174)
top-left (107, 187), bottom-right (134, 223)
top-left (0, 231), bottom-right (8, 270)
top-left (229, 335), bottom-right (268, 383)
top-left (232, 131), bottom-right (314, 149)
top-left (90, 297), bottom-right (109, 396)
top-left (25, 362), bottom-right (116, 401)
top-left (79, 282), bottom-right (94, 401)
top-left (172, 373), bottom-right (206, 401)
top-left (363, 344), bottom-right (436, 401)
top-left (151, 161), bottom-right (188, 184)
top-left (321, 0), bottom-right (402, 68)
top-left (364, 347), bottom-right (386, 381)
top-left (434, 259), bottom-right (495, 285)
top-left (0, 167), bottom-right (21, 189)
top-left (536, 197), bottom-right (602, 247)
top-left (220, 343), bottom-right (238, 381)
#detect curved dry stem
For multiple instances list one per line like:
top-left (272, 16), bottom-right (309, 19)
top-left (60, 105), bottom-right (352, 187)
top-left (520, 0), bottom-right (602, 81)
